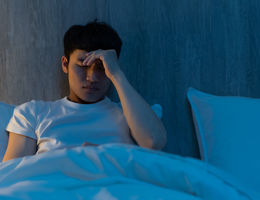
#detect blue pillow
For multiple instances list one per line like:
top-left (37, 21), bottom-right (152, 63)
top-left (187, 87), bottom-right (260, 192)
top-left (0, 102), bottom-right (15, 161)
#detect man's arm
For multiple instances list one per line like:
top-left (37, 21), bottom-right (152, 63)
top-left (2, 132), bottom-right (37, 162)
top-left (83, 49), bottom-right (167, 150)
top-left (110, 71), bottom-right (167, 150)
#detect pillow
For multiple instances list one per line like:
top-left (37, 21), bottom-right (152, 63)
top-left (187, 87), bottom-right (260, 192)
top-left (0, 102), bottom-right (15, 161)
top-left (151, 104), bottom-right (163, 119)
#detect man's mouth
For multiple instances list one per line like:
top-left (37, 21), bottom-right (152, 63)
top-left (82, 86), bottom-right (99, 92)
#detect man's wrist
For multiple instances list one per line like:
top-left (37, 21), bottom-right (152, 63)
top-left (110, 69), bottom-right (125, 84)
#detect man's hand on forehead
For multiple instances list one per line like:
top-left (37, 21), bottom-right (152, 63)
top-left (79, 56), bottom-right (101, 65)
top-left (82, 49), bottom-right (122, 80)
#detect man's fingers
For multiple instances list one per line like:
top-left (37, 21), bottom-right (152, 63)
top-left (83, 55), bottom-right (98, 66)
top-left (83, 54), bottom-right (92, 65)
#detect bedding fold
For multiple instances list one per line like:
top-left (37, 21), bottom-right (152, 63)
top-left (0, 143), bottom-right (258, 200)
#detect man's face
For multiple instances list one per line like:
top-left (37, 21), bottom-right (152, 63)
top-left (62, 49), bottom-right (111, 104)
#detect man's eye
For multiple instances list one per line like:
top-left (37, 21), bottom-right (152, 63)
top-left (76, 64), bottom-right (88, 68)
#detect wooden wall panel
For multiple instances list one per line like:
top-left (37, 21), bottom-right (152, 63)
top-left (1, 0), bottom-right (259, 157)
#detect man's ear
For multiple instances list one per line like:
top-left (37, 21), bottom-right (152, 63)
top-left (61, 56), bottom-right (69, 74)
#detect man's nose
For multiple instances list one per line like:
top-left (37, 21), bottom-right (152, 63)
top-left (86, 68), bottom-right (99, 82)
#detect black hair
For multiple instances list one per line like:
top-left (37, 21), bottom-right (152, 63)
top-left (63, 20), bottom-right (122, 61)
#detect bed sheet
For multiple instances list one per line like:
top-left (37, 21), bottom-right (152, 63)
top-left (0, 143), bottom-right (258, 200)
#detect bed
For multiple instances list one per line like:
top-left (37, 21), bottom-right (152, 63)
top-left (0, 88), bottom-right (259, 199)
top-left (0, 143), bottom-right (258, 200)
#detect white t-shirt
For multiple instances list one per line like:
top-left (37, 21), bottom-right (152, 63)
top-left (6, 96), bottom-right (136, 154)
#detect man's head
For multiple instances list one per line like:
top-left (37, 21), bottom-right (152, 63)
top-left (61, 21), bottom-right (122, 104)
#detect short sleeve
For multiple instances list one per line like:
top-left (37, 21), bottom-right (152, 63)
top-left (116, 102), bottom-right (163, 119)
top-left (6, 100), bottom-right (38, 140)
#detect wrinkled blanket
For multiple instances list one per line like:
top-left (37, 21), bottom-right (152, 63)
top-left (0, 143), bottom-right (258, 200)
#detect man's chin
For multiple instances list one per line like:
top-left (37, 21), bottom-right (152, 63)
top-left (79, 95), bottom-right (104, 104)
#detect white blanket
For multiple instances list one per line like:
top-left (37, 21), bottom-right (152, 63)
top-left (0, 143), bottom-right (258, 200)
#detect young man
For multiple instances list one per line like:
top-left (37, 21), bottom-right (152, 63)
top-left (2, 21), bottom-right (167, 162)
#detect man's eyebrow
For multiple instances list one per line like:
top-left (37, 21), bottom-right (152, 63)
top-left (77, 58), bottom-right (85, 62)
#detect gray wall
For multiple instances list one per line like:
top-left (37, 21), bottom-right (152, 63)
top-left (1, 0), bottom-right (260, 158)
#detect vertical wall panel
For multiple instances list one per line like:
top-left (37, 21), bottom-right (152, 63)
top-left (1, 0), bottom-right (259, 157)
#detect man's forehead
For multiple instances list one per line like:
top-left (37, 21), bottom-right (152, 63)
top-left (72, 49), bottom-right (88, 61)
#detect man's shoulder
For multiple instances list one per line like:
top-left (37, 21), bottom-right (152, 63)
top-left (14, 98), bottom-right (63, 113)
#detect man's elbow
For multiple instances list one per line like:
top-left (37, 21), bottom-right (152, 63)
top-left (152, 134), bottom-right (167, 150)
top-left (153, 125), bottom-right (167, 150)
top-left (141, 131), bottom-right (167, 150)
